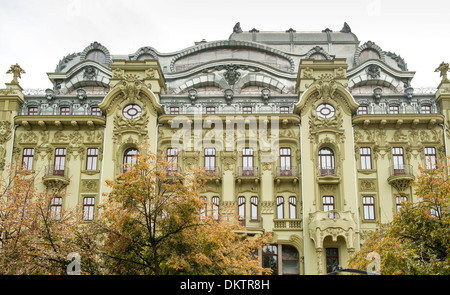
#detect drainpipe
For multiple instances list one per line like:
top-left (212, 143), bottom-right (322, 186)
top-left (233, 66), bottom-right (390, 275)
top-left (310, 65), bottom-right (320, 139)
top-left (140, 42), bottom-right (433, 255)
top-left (98, 125), bottom-right (106, 205)
top-left (296, 122), bottom-right (306, 275)
top-left (7, 123), bottom-right (19, 189)
top-left (351, 123), bottom-right (361, 252)
top-left (438, 123), bottom-right (448, 160)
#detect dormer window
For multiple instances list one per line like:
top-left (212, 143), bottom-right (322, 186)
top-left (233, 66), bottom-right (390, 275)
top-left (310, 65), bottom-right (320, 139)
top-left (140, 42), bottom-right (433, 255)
top-left (86, 49), bottom-right (106, 65)
top-left (421, 104), bottom-right (431, 114)
top-left (60, 107), bottom-right (70, 116)
top-left (28, 106), bottom-right (38, 115)
top-left (389, 105), bottom-right (399, 114)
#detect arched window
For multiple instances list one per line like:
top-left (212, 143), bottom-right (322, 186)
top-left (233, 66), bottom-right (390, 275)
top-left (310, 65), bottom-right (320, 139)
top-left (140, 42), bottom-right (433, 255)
top-left (359, 49), bottom-right (380, 63)
top-left (318, 148), bottom-right (335, 176)
top-left (310, 53), bottom-right (327, 60)
top-left (123, 148), bottom-right (139, 172)
top-left (86, 49), bottom-right (106, 64)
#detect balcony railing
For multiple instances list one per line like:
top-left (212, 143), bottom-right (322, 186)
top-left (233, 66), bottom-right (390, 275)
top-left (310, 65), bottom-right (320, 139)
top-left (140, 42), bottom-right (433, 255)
top-left (319, 167), bottom-right (336, 177)
top-left (237, 167), bottom-right (259, 177)
top-left (44, 165), bottom-right (69, 178)
top-left (204, 167), bottom-right (221, 178)
top-left (389, 164), bottom-right (414, 177)
top-left (273, 219), bottom-right (302, 230)
top-left (237, 217), bottom-right (264, 230)
top-left (276, 166), bottom-right (298, 177)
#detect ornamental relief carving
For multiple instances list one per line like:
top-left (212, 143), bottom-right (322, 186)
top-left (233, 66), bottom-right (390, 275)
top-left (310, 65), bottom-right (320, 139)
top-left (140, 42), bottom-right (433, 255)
top-left (309, 101), bottom-right (343, 131)
top-left (0, 121), bottom-right (12, 144)
top-left (359, 179), bottom-right (376, 192)
top-left (81, 179), bottom-right (99, 193)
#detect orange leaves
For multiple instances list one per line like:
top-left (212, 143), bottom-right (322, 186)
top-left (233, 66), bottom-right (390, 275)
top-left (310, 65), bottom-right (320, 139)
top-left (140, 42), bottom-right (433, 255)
top-left (97, 143), bottom-right (271, 275)
top-left (349, 158), bottom-right (450, 275)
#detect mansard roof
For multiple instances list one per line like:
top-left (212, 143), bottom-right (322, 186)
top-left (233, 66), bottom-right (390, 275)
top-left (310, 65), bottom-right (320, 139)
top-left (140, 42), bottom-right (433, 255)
top-left (228, 22), bottom-right (359, 45)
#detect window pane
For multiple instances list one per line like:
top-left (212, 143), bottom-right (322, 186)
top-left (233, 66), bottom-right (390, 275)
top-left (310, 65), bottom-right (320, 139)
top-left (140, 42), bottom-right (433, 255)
top-left (276, 197), bottom-right (284, 219)
top-left (251, 196), bottom-right (258, 220)
top-left (282, 245), bottom-right (299, 275)
top-left (289, 197), bottom-right (297, 219)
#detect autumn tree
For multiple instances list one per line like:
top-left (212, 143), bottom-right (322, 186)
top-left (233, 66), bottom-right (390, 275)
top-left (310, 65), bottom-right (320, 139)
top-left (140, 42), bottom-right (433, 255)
top-left (0, 164), bottom-right (102, 275)
top-left (95, 144), bottom-right (272, 275)
top-left (348, 159), bottom-right (450, 275)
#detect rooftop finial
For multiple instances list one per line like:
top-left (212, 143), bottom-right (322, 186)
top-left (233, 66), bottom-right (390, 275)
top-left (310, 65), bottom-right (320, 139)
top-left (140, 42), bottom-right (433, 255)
top-left (435, 61), bottom-right (449, 83)
top-left (340, 22), bottom-right (351, 33)
top-left (233, 22), bottom-right (243, 33)
top-left (6, 63), bottom-right (25, 84)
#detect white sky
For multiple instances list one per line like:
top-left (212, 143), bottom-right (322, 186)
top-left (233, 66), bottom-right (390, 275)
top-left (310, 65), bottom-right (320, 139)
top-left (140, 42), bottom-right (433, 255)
top-left (0, 0), bottom-right (448, 89)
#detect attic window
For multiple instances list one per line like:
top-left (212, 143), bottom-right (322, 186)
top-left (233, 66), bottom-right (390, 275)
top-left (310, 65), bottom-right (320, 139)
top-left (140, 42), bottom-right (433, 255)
top-left (359, 49), bottom-right (380, 63)
top-left (310, 53), bottom-right (327, 60)
top-left (137, 54), bottom-right (154, 61)
top-left (86, 49), bottom-right (106, 64)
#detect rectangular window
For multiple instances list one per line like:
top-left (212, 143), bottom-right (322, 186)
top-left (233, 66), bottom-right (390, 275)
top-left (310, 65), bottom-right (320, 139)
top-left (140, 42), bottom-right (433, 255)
top-left (83, 197), bottom-right (95, 221)
top-left (206, 107), bottom-right (215, 114)
top-left (396, 196), bottom-right (407, 213)
top-left (323, 196), bottom-right (335, 212)
top-left (424, 147), bottom-right (437, 169)
top-left (280, 106), bottom-right (289, 114)
top-left (242, 148), bottom-right (254, 176)
top-left (167, 148), bottom-right (178, 173)
top-left (282, 245), bottom-right (300, 275)
top-left (363, 196), bottom-right (375, 220)
top-left (289, 196), bottom-right (297, 219)
top-left (276, 196), bottom-right (284, 219)
top-left (389, 105), bottom-right (399, 114)
top-left (86, 148), bottom-right (98, 170)
top-left (250, 196), bottom-right (258, 220)
top-left (238, 196), bottom-right (245, 226)
top-left (170, 107), bottom-right (179, 114)
top-left (360, 147), bottom-right (372, 170)
top-left (242, 106), bottom-right (252, 114)
top-left (22, 148), bottom-right (34, 170)
top-left (421, 105), bottom-right (431, 114)
top-left (212, 196), bottom-right (220, 221)
top-left (51, 197), bottom-right (62, 220)
top-left (60, 107), bottom-right (70, 115)
top-left (326, 248), bottom-right (339, 274)
top-left (357, 106), bottom-right (368, 115)
top-left (262, 245), bottom-right (278, 275)
top-left (204, 148), bottom-right (216, 171)
top-left (53, 148), bottom-right (66, 176)
top-left (280, 148), bottom-right (291, 176)
top-left (27, 107), bottom-right (38, 115)
top-left (200, 196), bottom-right (207, 218)
top-left (91, 107), bottom-right (102, 116)
top-left (392, 147), bottom-right (405, 175)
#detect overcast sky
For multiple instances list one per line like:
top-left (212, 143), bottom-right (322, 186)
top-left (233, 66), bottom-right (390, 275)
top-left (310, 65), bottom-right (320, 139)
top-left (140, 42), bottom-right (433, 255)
top-left (0, 0), bottom-right (448, 89)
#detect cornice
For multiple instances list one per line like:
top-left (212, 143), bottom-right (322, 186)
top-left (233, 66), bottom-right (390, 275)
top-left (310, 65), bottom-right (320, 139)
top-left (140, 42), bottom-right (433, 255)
top-left (352, 113), bottom-right (444, 128)
top-left (14, 115), bottom-right (106, 129)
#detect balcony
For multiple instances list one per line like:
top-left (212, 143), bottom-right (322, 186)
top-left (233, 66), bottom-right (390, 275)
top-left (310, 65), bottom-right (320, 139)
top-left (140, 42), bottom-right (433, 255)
top-left (42, 165), bottom-right (70, 187)
top-left (319, 168), bottom-right (336, 176)
top-left (236, 217), bottom-right (264, 234)
top-left (275, 167), bottom-right (299, 186)
top-left (238, 167), bottom-right (259, 177)
top-left (236, 167), bottom-right (260, 185)
top-left (387, 164), bottom-right (415, 192)
top-left (204, 167), bottom-right (221, 184)
top-left (308, 210), bottom-right (357, 250)
top-left (317, 167), bottom-right (340, 184)
top-left (273, 218), bottom-right (302, 230)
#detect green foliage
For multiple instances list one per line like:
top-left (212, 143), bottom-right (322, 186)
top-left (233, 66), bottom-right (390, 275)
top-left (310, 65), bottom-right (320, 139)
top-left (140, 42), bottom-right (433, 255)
top-left (348, 160), bottom-right (450, 275)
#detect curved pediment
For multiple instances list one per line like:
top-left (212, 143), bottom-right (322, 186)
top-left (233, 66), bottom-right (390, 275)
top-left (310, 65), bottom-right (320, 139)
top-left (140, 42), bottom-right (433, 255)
top-left (170, 40), bottom-right (295, 73)
top-left (295, 75), bottom-right (359, 115)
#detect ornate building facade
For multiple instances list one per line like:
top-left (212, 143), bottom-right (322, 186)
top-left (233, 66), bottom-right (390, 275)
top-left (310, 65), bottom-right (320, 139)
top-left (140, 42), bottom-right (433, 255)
top-left (1, 23), bottom-right (449, 274)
